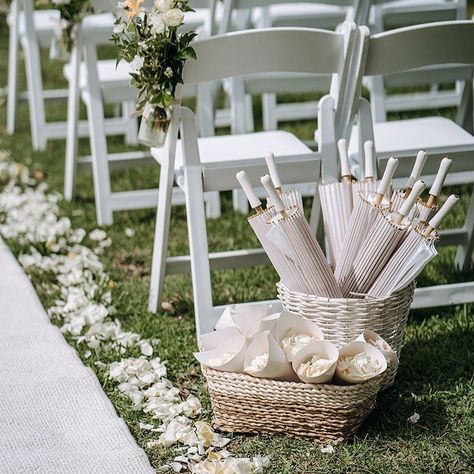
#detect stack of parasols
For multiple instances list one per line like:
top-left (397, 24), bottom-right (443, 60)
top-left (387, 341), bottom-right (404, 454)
top-left (236, 146), bottom-right (459, 299)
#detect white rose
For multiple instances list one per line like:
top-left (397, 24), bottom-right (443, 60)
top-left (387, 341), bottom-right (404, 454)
top-left (162, 8), bottom-right (184, 27)
top-left (155, 0), bottom-right (174, 12)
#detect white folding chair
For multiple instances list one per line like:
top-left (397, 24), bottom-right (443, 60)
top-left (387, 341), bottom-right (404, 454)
top-left (6, 0), bottom-right (58, 146)
top-left (348, 21), bottom-right (474, 281)
top-left (367, 0), bottom-right (467, 122)
top-left (5, 0), bottom-right (133, 151)
top-left (63, 1), bottom-right (221, 225)
top-left (148, 25), bottom-right (357, 334)
top-left (217, 0), bottom-right (356, 132)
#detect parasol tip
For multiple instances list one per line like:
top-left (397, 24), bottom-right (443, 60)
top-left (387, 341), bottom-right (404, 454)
top-left (363, 140), bottom-right (375, 180)
top-left (261, 174), bottom-right (286, 214)
top-left (337, 138), bottom-right (351, 181)
top-left (236, 170), bottom-right (262, 211)
top-left (406, 150), bottom-right (428, 190)
top-left (264, 151), bottom-right (282, 190)
top-left (425, 194), bottom-right (459, 235)
top-left (396, 180), bottom-right (425, 223)
top-left (375, 157), bottom-right (399, 204)
top-left (429, 157), bottom-right (453, 199)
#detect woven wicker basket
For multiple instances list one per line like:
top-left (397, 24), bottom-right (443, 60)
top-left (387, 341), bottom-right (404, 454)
top-left (277, 281), bottom-right (415, 387)
top-left (203, 365), bottom-right (384, 443)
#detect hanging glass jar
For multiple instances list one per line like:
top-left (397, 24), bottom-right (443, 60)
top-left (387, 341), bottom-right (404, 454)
top-left (138, 105), bottom-right (170, 147)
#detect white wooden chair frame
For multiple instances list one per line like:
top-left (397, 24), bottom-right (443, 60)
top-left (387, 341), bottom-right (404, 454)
top-left (368, 0), bottom-right (467, 122)
top-left (6, 0), bottom-right (135, 151)
top-left (218, 0), bottom-right (358, 133)
top-left (148, 25), bottom-right (356, 334)
top-left (64, 0), bottom-right (224, 225)
top-left (349, 21), bottom-right (474, 308)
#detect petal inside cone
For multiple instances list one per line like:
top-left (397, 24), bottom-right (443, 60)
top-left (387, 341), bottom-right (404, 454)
top-left (244, 330), bottom-right (296, 381)
top-left (194, 335), bottom-right (247, 373)
top-left (274, 311), bottom-right (324, 362)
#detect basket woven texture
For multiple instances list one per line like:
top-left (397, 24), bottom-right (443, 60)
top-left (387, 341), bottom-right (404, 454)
top-left (277, 281), bottom-right (415, 388)
top-left (203, 366), bottom-right (384, 443)
top-left (277, 281), bottom-right (415, 354)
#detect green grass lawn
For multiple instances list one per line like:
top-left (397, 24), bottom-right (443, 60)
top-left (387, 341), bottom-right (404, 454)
top-left (1, 15), bottom-right (473, 473)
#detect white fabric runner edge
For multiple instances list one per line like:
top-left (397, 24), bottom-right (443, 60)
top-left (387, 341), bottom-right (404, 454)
top-left (0, 238), bottom-right (155, 474)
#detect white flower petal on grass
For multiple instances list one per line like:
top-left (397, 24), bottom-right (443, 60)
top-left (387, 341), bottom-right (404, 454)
top-left (140, 340), bottom-right (154, 356)
top-left (408, 411), bottom-right (420, 424)
top-left (0, 154), bottom-right (269, 472)
top-left (320, 444), bottom-right (335, 454)
top-left (124, 227), bottom-right (135, 238)
top-left (89, 228), bottom-right (107, 241)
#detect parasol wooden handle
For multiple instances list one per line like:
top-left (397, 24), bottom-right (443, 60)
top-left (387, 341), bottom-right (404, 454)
top-left (236, 171), bottom-right (263, 212)
top-left (364, 140), bottom-right (375, 181)
top-left (264, 152), bottom-right (282, 192)
top-left (375, 157), bottom-right (399, 205)
top-left (338, 139), bottom-right (351, 182)
top-left (261, 174), bottom-right (286, 215)
top-left (406, 150), bottom-right (427, 193)
top-left (427, 157), bottom-right (452, 206)
top-left (424, 194), bottom-right (459, 236)
top-left (395, 180), bottom-right (425, 224)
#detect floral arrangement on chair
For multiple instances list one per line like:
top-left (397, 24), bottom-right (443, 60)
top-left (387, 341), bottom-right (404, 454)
top-left (112, 0), bottom-right (197, 146)
top-left (49, 0), bottom-right (96, 60)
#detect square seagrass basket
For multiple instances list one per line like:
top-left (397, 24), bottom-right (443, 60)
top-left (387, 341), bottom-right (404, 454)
top-left (202, 366), bottom-right (387, 443)
top-left (202, 282), bottom-right (414, 442)
top-left (277, 281), bottom-right (416, 388)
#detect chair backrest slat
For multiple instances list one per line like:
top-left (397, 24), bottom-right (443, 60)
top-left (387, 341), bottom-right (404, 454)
top-left (183, 27), bottom-right (347, 84)
top-left (364, 21), bottom-right (474, 76)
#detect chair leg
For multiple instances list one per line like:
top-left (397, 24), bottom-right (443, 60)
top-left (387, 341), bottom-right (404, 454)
top-left (184, 165), bottom-right (215, 336)
top-left (64, 43), bottom-right (81, 202)
top-left (123, 100), bottom-right (138, 145)
top-left (262, 93), bottom-right (278, 131)
top-left (232, 190), bottom-right (249, 214)
top-left (148, 157), bottom-right (175, 313)
top-left (21, 12), bottom-right (47, 151)
top-left (86, 96), bottom-right (114, 225)
top-left (368, 76), bottom-right (387, 124)
top-left (205, 191), bottom-right (221, 219)
top-left (245, 94), bottom-right (254, 132)
top-left (6, 0), bottom-right (19, 135)
top-left (455, 187), bottom-right (474, 271)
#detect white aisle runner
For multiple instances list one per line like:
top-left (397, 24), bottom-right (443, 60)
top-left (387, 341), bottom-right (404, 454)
top-left (0, 240), bottom-right (154, 474)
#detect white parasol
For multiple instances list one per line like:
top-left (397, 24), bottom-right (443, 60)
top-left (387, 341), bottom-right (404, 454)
top-left (353, 140), bottom-right (379, 201)
top-left (318, 138), bottom-right (354, 265)
top-left (342, 180), bottom-right (426, 297)
top-left (391, 150), bottom-right (428, 213)
top-left (416, 157), bottom-right (452, 222)
top-left (335, 157), bottom-right (399, 287)
top-left (368, 194), bottom-right (459, 297)
top-left (265, 152), bottom-right (303, 211)
top-left (261, 175), bottom-right (342, 297)
top-left (236, 171), bottom-right (296, 287)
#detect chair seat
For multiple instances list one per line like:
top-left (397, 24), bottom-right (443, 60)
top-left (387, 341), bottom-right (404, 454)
top-left (64, 59), bottom-right (130, 87)
top-left (8, 9), bottom-right (59, 48)
top-left (349, 117), bottom-right (474, 177)
top-left (152, 130), bottom-right (318, 191)
top-left (64, 59), bottom-right (137, 103)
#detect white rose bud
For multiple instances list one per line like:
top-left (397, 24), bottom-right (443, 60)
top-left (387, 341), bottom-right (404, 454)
top-left (162, 8), bottom-right (184, 27)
